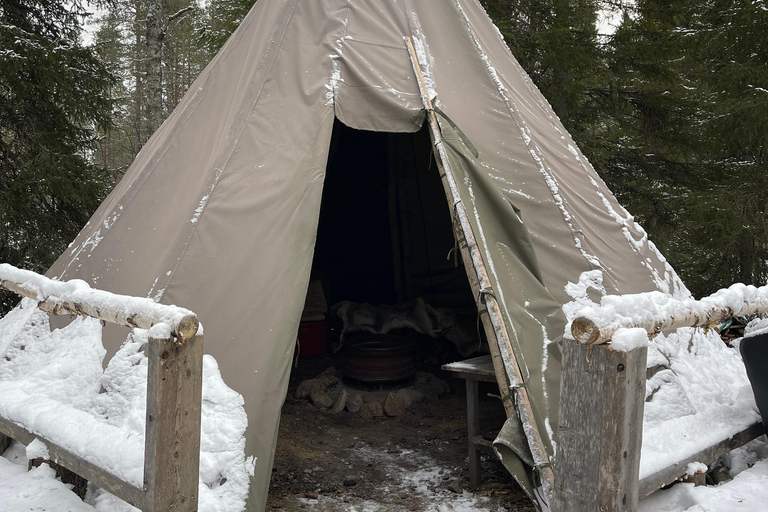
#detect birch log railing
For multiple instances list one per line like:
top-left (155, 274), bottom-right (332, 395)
top-left (552, 284), bottom-right (768, 512)
top-left (0, 264), bottom-right (203, 512)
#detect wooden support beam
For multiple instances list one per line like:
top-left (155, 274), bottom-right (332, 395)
top-left (0, 415), bottom-right (147, 509)
top-left (638, 422), bottom-right (765, 499)
top-left (551, 339), bottom-right (647, 512)
top-left (143, 333), bottom-right (204, 511)
top-left (405, 36), bottom-right (555, 500)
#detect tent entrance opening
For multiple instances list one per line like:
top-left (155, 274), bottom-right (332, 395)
top-left (306, 119), bottom-right (485, 366)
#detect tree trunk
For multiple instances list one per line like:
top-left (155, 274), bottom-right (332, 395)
top-left (145, 0), bottom-right (166, 140)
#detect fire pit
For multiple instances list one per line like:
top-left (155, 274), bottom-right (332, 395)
top-left (342, 335), bottom-right (415, 383)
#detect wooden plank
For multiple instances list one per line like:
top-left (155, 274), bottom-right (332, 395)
top-left (143, 333), bottom-right (203, 511)
top-left (405, 37), bottom-right (555, 500)
top-left (442, 355), bottom-right (496, 379)
top-left (551, 339), bottom-right (647, 512)
top-left (0, 415), bottom-right (147, 509)
top-left (638, 422), bottom-right (765, 499)
top-left (467, 379), bottom-right (482, 486)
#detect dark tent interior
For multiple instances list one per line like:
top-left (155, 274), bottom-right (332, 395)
top-left (312, 119), bottom-right (476, 315)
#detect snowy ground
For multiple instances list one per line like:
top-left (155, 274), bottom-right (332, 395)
top-left (0, 436), bottom-right (515, 512)
top-left (0, 274), bottom-right (766, 511)
top-left (1, 435), bottom-right (767, 512)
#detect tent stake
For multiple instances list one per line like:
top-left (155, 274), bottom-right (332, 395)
top-left (405, 36), bottom-right (555, 503)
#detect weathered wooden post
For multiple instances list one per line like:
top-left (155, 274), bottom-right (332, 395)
top-left (551, 338), bottom-right (647, 512)
top-left (143, 331), bottom-right (204, 512)
top-left (0, 264), bottom-right (205, 512)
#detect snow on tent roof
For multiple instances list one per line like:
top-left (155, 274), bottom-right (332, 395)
top-left (38, 0), bottom-right (688, 510)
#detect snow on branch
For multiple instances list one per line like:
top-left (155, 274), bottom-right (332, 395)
top-left (571, 282), bottom-right (768, 345)
top-left (0, 263), bottom-right (199, 341)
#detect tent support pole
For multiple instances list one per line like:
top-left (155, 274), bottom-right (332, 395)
top-left (405, 37), bottom-right (555, 503)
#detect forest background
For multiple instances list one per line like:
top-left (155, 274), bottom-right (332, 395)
top-left (1, 0), bottom-right (766, 313)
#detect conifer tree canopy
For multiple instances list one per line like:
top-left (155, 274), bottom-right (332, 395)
top-left (0, 0), bottom-right (115, 312)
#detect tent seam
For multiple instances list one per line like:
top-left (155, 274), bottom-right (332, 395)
top-left (451, 0), bottom-right (603, 275)
top-left (155, 0), bottom-right (301, 304)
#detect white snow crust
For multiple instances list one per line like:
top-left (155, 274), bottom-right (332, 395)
top-left (639, 438), bottom-right (768, 512)
top-left (0, 300), bottom-right (253, 511)
top-left (0, 264), bottom-right (195, 333)
top-left (572, 282), bottom-right (768, 338)
top-left (610, 327), bottom-right (649, 352)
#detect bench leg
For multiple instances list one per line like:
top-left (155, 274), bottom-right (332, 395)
top-left (466, 379), bottom-right (481, 487)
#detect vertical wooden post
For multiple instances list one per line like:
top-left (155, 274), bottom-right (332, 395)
top-left (466, 379), bottom-right (482, 487)
top-left (551, 338), bottom-right (646, 512)
top-left (143, 333), bottom-right (203, 512)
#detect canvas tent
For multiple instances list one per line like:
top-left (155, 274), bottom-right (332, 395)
top-left (44, 0), bottom-right (687, 510)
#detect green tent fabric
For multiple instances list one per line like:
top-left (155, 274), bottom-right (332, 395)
top-left (35, 1), bottom-right (689, 510)
top-left (437, 111), bottom-right (565, 501)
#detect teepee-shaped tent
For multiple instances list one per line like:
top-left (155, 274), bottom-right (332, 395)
top-left (47, 0), bottom-right (686, 509)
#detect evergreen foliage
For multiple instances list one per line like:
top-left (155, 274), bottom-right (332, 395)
top-left (2, 0), bottom-right (765, 309)
top-left (680, 0), bottom-right (768, 293)
top-left (197, 0), bottom-right (255, 55)
top-left (484, 0), bottom-right (768, 297)
top-left (0, 0), bottom-right (115, 312)
top-left (91, 0), bottom-right (208, 179)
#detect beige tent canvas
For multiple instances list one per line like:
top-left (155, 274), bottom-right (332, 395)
top-left (44, 0), bottom-right (687, 510)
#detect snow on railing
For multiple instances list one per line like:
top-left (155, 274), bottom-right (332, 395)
top-left (571, 283), bottom-right (768, 345)
top-left (0, 263), bottom-right (199, 341)
top-left (0, 263), bottom-right (203, 512)
top-left (552, 282), bottom-right (767, 512)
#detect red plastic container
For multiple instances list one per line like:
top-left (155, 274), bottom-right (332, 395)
top-left (296, 319), bottom-right (329, 356)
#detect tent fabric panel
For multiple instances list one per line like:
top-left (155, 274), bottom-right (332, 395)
top-left (455, 0), bottom-right (688, 300)
top-left (408, 0), bottom-right (595, 306)
top-left (439, 116), bottom-right (566, 499)
top-left (334, 41), bottom-right (424, 133)
top-left (331, 0), bottom-right (423, 132)
top-left (161, 4), bottom-right (343, 509)
top-left (47, 0), bottom-right (297, 292)
top-left (345, 0), bottom-right (409, 43)
top-left (49, 0), bottom-right (341, 510)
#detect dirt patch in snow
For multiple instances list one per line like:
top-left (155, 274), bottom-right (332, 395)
top-left (266, 354), bottom-right (535, 511)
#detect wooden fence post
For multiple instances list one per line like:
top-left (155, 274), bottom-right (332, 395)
top-left (551, 338), bottom-right (647, 512)
top-left (143, 332), bottom-right (204, 512)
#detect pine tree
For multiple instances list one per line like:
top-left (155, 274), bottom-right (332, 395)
top-left (482, 0), bottom-right (603, 143)
top-left (197, 0), bottom-right (255, 56)
top-left (0, 0), bottom-right (115, 312)
top-left (677, 0), bottom-right (768, 293)
top-left (91, 0), bottom-right (207, 179)
top-left (580, 0), bottom-right (767, 295)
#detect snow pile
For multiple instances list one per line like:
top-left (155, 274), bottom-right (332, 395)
top-left (744, 316), bottom-right (768, 338)
top-left (640, 327), bottom-right (758, 478)
top-left (0, 446), bottom-right (95, 512)
top-left (0, 299), bottom-right (253, 511)
top-left (640, 438), bottom-right (768, 512)
top-left (610, 327), bottom-right (649, 352)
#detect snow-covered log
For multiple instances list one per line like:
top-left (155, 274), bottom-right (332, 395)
top-left (0, 263), bottom-right (199, 341)
top-left (0, 263), bottom-right (203, 512)
top-left (571, 283), bottom-right (768, 345)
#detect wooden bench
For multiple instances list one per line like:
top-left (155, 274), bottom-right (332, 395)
top-left (442, 355), bottom-right (498, 486)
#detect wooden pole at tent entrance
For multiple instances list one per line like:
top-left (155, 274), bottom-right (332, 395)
top-left (404, 37), bottom-right (555, 503)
